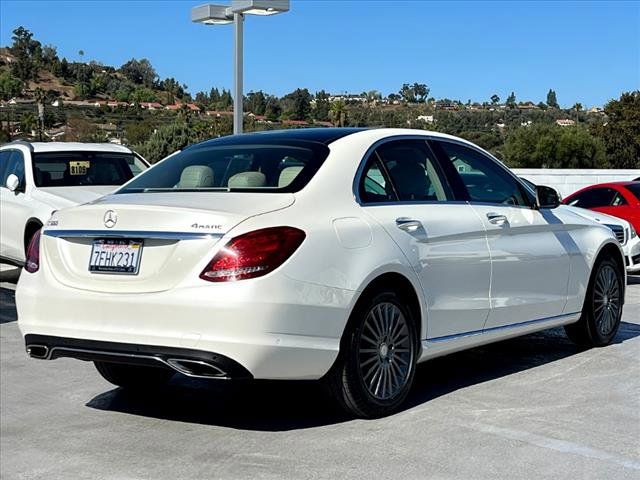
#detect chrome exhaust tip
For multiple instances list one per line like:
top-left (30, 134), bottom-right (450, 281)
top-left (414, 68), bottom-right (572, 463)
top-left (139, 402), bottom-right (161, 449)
top-left (26, 344), bottom-right (49, 359)
top-left (165, 358), bottom-right (227, 378)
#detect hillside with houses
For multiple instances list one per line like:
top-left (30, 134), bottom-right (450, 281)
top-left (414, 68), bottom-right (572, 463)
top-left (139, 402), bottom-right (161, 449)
top-left (0, 27), bottom-right (637, 168)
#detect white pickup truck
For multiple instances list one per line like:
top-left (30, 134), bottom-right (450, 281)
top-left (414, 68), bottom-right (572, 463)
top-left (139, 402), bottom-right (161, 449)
top-left (0, 141), bottom-right (148, 266)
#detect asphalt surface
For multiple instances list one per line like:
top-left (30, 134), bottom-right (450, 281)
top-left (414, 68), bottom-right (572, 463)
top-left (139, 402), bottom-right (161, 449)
top-left (1, 267), bottom-right (639, 480)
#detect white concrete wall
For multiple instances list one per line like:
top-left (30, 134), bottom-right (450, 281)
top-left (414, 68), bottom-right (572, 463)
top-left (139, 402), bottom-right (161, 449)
top-left (511, 169), bottom-right (640, 197)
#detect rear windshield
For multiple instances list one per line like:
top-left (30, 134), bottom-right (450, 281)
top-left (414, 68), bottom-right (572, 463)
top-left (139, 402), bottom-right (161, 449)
top-left (33, 151), bottom-right (145, 187)
top-left (626, 183), bottom-right (640, 201)
top-left (117, 143), bottom-right (329, 194)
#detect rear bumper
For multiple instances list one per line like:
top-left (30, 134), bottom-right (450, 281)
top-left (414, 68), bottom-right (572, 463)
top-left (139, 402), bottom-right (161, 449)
top-left (24, 334), bottom-right (253, 379)
top-left (17, 269), bottom-right (356, 380)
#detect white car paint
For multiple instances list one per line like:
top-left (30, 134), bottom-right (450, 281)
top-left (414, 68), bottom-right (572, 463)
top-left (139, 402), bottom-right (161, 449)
top-left (17, 129), bottom-right (625, 385)
top-left (0, 141), bottom-right (147, 264)
top-left (568, 206), bottom-right (640, 273)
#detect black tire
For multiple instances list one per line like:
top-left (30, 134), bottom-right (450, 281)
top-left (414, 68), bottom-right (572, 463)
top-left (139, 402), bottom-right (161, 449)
top-left (565, 257), bottom-right (624, 347)
top-left (326, 290), bottom-right (418, 419)
top-left (94, 361), bottom-right (174, 389)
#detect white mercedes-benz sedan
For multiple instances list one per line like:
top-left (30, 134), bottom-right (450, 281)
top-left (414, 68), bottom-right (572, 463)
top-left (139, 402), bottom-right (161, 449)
top-left (17, 128), bottom-right (626, 418)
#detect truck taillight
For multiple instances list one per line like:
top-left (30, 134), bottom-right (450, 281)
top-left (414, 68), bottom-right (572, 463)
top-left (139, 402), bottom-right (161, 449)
top-left (200, 227), bottom-right (305, 282)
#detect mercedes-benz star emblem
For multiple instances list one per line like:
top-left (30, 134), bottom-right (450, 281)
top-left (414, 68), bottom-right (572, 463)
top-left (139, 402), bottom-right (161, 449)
top-left (103, 210), bottom-right (118, 228)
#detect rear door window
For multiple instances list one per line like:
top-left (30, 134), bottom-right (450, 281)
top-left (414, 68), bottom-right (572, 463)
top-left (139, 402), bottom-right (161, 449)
top-left (359, 140), bottom-right (452, 203)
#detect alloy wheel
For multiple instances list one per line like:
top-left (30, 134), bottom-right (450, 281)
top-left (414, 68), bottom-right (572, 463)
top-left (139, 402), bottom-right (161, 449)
top-left (593, 264), bottom-right (621, 337)
top-left (357, 302), bottom-right (414, 401)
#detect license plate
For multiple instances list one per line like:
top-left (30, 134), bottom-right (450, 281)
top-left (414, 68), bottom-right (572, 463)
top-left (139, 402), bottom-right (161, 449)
top-left (89, 239), bottom-right (143, 274)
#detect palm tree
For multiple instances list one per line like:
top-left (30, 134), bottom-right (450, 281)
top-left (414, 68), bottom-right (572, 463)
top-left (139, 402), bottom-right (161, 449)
top-left (34, 87), bottom-right (46, 140)
top-left (573, 102), bottom-right (583, 124)
top-left (20, 112), bottom-right (36, 136)
top-left (330, 100), bottom-right (346, 127)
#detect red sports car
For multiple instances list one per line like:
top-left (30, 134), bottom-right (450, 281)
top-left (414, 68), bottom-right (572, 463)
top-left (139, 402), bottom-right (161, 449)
top-left (563, 181), bottom-right (640, 233)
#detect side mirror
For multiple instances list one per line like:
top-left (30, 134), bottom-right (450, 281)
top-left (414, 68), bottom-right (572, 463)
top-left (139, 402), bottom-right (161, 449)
top-left (536, 185), bottom-right (561, 209)
top-left (5, 173), bottom-right (20, 192)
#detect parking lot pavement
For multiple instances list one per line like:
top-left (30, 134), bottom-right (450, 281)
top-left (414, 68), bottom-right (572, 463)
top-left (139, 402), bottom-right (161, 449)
top-left (1, 275), bottom-right (639, 480)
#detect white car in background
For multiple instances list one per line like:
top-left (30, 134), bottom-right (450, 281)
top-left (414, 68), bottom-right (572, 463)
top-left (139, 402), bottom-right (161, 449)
top-left (17, 129), bottom-right (626, 418)
top-left (0, 141), bottom-right (148, 266)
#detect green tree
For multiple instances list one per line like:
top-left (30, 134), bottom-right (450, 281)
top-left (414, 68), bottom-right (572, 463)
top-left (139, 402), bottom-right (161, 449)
top-left (130, 87), bottom-right (159, 103)
top-left (330, 100), bottom-right (347, 127)
top-left (20, 112), bottom-right (36, 135)
top-left (314, 90), bottom-right (330, 121)
top-left (245, 90), bottom-right (267, 115)
top-left (34, 87), bottom-right (46, 140)
top-left (504, 123), bottom-right (606, 168)
top-left (282, 88), bottom-right (312, 120)
top-left (506, 91), bottom-right (517, 109)
top-left (264, 95), bottom-right (282, 121)
top-left (136, 121), bottom-right (192, 163)
top-left (546, 89), bottom-right (559, 108)
top-left (120, 58), bottom-right (157, 87)
top-left (490, 94), bottom-right (500, 105)
top-left (573, 102), bottom-right (582, 124)
top-left (591, 91), bottom-right (640, 168)
top-left (125, 120), bottom-right (154, 145)
top-left (0, 72), bottom-right (23, 100)
top-left (10, 26), bottom-right (42, 81)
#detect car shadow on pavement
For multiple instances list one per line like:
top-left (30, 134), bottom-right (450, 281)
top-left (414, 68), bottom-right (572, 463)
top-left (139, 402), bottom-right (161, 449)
top-left (0, 288), bottom-right (17, 324)
top-left (86, 323), bottom-right (640, 431)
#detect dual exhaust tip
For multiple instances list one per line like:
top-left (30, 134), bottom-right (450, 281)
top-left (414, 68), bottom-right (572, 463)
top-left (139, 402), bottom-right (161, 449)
top-left (26, 344), bottom-right (227, 379)
top-left (27, 345), bottom-right (49, 359)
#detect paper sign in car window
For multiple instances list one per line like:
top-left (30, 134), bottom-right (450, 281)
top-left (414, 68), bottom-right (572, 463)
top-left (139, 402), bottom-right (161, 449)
top-left (69, 161), bottom-right (90, 175)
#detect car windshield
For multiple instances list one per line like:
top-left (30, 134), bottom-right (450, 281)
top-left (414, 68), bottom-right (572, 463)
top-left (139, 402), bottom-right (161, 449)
top-left (626, 183), bottom-right (640, 201)
top-left (33, 151), bottom-right (145, 187)
top-left (117, 142), bottom-right (328, 194)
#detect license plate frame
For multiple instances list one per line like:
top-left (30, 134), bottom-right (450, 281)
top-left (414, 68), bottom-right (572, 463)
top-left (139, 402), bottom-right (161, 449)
top-left (88, 239), bottom-right (144, 275)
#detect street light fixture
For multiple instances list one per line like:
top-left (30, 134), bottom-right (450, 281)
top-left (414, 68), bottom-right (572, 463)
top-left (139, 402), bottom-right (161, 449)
top-left (192, 0), bottom-right (290, 134)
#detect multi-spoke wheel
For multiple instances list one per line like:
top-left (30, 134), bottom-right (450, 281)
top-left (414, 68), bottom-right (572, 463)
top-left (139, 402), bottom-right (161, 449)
top-left (358, 302), bottom-right (414, 401)
top-left (565, 256), bottom-right (624, 347)
top-left (326, 291), bottom-right (417, 418)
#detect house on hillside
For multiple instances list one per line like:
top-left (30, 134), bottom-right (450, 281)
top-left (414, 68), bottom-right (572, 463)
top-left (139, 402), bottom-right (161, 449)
top-left (140, 102), bottom-right (163, 110)
top-left (166, 103), bottom-right (201, 112)
top-left (205, 110), bottom-right (233, 117)
top-left (518, 101), bottom-right (539, 110)
top-left (283, 119), bottom-right (309, 126)
top-left (417, 115), bottom-right (435, 124)
top-left (556, 119), bottom-right (576, 127)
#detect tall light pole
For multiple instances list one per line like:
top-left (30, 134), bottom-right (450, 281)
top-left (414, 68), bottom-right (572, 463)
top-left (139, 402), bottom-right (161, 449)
top-left (192, 0), bottom-right (290, 135)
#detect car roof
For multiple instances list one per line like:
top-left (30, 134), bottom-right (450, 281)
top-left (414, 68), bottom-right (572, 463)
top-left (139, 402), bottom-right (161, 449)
top-left (186, 127), bottom-right (482, 150)
top-left (1, 141), bottom-right (133, 154)
top-left (188, 128), bottom-right (368, 149)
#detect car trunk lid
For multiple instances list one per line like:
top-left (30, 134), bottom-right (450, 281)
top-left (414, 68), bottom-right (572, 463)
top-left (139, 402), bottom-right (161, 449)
top-left (42, 192), bottom-right (294, 293)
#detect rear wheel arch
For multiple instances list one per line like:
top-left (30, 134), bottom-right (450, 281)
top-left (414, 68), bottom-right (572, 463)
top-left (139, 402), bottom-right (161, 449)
top-left (341, 272), bottom-right (423, 354)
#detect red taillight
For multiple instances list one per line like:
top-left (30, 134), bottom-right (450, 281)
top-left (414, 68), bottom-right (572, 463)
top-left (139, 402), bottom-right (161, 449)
top-left (200, 226), bottom-right (305, 282)
top-left (25, 229), bottom-right (42, 273)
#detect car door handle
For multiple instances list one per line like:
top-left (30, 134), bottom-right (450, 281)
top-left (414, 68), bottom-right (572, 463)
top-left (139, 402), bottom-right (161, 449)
top-left (486, 212), bottom-right (508, 226)
top-left (395, 217), bottom-right (424, 233)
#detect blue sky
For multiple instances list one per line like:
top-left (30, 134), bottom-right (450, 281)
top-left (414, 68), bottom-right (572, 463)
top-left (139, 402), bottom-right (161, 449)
top-left (1, 0), bottom-right (638, 107)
